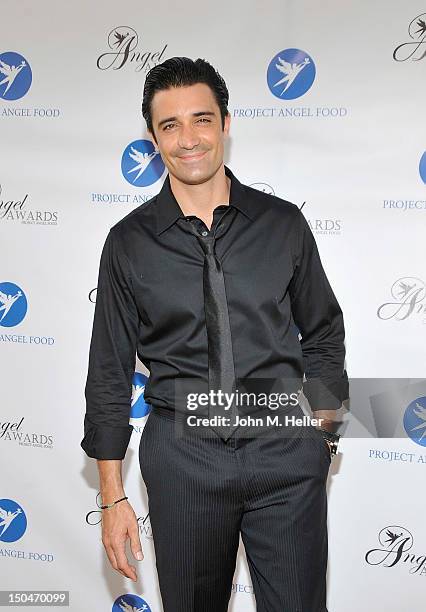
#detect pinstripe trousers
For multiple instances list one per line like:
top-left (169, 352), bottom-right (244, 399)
top-left (139, 402), bottom-right (331, 612)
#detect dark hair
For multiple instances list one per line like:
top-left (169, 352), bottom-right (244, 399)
top-left (142, 57), bottom-right (229, 139)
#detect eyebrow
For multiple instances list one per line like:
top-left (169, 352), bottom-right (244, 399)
top-left (157, 111), bottom-right (216, 128)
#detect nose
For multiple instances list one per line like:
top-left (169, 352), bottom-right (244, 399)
top-left (178, 122), bottom-right (201, 150)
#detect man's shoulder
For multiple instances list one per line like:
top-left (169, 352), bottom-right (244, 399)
top-left (241, 181), bottom-right (302, 222)
top-left (108, 193), bottom-right (158, 237)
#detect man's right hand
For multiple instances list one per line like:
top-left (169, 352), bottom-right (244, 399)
top-left (101, 499), bottom-right (144, 582)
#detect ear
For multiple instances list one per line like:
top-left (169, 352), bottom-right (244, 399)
top-left (223, 113), bottom-right (231, 138)
top-left (147, 128), bottom-right (158, 149)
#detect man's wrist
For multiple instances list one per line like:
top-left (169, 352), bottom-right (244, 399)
top-left (100, 495), bottom-right (129, 510)
top-left (100, 489), bottom-right (126, 506)
top-left (312, 409), bottom-right (342, 435)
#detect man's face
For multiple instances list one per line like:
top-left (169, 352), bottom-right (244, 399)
top-left (148, 82), bottom-right (230, 185)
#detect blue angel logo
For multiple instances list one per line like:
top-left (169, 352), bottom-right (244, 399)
top-left (273, 56), bottom-right (311, 95)
top-left (127, 147), bottom-right (158, 183)
top-left (267, 48), bottom-right (316, 100)
top-left (112, 593), bottom-right (152, 611)
top-left (130, 372), bottom-right (151, 418)
top-left (0, 52), bottom-right (32, 100)
top-left (0, 505), bottom-right (22, 538)
top-left (0, 499), bottom-right (27, 542)
top-left (121, 139), bottom-right (165, 187)
top-left (410, 402), bottom-right (426, 442)
top-left (420, 151), bottom-right (426, 184)
top-left (0, 59), bottom-right (26, 94)
top-left (0, 288), bottom-right (22, 322)
top-left (404, 397), bottom-right (426, 447)
top-left (0, 282), bottom-right (28, 327)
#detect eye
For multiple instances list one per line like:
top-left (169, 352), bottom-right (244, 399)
top-left (197, 117), bottom-right (211, 123)
top-left (163, 123), bottom-right (175, 131)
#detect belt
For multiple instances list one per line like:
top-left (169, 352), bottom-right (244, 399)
top-left (150, 404), bottom-right (185, 421)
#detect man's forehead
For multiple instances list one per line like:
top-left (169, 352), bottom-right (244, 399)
top-left (151, 84), bottom-right (218, 120)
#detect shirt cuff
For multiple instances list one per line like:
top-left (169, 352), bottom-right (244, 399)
top-left (303, 370), bottom-right (349, 411)
top-left (80, 416), bottom-right (133, 460)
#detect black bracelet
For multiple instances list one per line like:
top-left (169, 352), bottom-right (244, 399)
top-left (316, 428), bottom-right (340, 444)
top-left (100, 496), bottom-right (128, 510)
top-left (316, 428), bottom-right (341, 456)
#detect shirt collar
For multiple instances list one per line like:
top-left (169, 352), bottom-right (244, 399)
top-left (155, 164), bottom-right (253, 235)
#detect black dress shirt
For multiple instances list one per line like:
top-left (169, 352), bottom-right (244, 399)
top-left (81, 165), bottom-right (349, 459)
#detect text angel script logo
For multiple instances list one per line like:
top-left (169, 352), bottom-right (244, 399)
top-left (97, 26), bottom-right (168, 73)
top-left (393, 13), bottom-right (426, 61)
top-left (365, 525), bottom-right (426, 575)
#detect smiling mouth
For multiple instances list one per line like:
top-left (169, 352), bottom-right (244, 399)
top-left (179, 151), bottom-right (207, 162)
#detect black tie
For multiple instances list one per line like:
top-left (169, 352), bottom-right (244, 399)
top-left (176, 210), bottom-right (239, 441)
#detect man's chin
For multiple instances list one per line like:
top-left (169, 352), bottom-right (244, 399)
top-left (170, 165), bottom-right (218, 186)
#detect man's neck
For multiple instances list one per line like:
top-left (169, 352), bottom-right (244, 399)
top-left (169, 165), bottom-right (231, 229)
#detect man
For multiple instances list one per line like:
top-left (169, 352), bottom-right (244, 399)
top-left (81, 56), bottom-right (348, 611)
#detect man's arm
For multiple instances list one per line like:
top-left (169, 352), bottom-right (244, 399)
top-left (288, 208), bottom-right (349, 433)
top-left (81, 228), bottom-right (143, 581)
top-left (81, 228), bottom-right (139, 460)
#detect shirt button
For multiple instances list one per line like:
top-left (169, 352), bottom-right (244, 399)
top-left (201, 231), bottom-right (208, 236)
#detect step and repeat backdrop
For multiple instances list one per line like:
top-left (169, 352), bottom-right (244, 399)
top-left (1, 2), bottom-right (425, 611)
